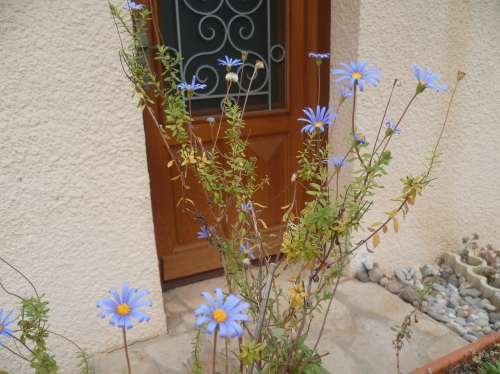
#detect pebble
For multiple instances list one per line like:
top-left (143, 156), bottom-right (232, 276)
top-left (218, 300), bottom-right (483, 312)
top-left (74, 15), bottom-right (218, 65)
top-left (458, 311), bottom-right (468, 318)
top-left (455, 317), bottom-right (466, 326)
top-left (433, 284), bottom-right (446, 293)
top-left (474, 318), bottom-right (489, 327)
top-left (460, 289), bottom-right (482, 298)
top-left (482, 326), bottom-right (493, 335)
top-left (379, 277), bottom-right (389, 287)
top-left (458, 276), bottom-right (466, 284)
top-left (485, 304), bottom-right (496, 313)
top-left (369, 267), bottom-right (384, 283)
top-left (459, 282), bottom-right (472, 290)
top-left (427, 311), bottom-right (452, 323)
top-left (463, 334), bottom-right (478, 342)
top-left (394, 269), bottom-right (406, 282)
top-left (446, 322), bottom-right (468, 336)
top-left (490, 312), bottom-right (500, 324)
top-left (385, 281), bottom-right (402, 294)
top-left (493, 321), bottom-right (500, 331)
top-left (409, 267), bottom-right (416, 277)
top-left (448, 278), bottom-right (460, 288)
top-left (356, 269), bottom-right (370, 282)
top-left (399, 286), bottom-right (418, 303)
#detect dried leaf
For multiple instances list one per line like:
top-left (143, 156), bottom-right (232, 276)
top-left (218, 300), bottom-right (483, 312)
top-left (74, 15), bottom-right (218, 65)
top-left (167, 160), bottom-right (174, 168)
top-left (393, 218), bottom-right (399, 233)
top-left (388, 209), bottom-right (398, 219)
top-left (383, 225), bottom-right (388, 234)
top-left (373, 233), bottom-right (380, 248)
top-left (258, 219), bottom-right (268, 229)
top-left (367, 227), bottom-right (375, 232)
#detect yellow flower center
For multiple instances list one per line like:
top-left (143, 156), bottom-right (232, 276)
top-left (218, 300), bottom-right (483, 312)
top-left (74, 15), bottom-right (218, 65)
top-left (0, 325), bottom-right (3, 333)
top-left (352, 72), bottom-right (362, 79)
top-left (314, 121), bottom-right (323, 128)
top-left (357, 133), bottom-right (365, 140)
top-left (244, 250), bottom-right (249, 254)
top-left (212, 309), bottom-right (228, 322)
top-left (116, 303), bottom-right (131, 316)
top-left (419, 80), bottom-right (427, 86)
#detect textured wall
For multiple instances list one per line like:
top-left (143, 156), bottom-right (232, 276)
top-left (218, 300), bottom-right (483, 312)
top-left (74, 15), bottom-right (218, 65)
top-left (0, 1), bottom-right (167, 372)
top-left (329, 0), bottom-right (500, 275)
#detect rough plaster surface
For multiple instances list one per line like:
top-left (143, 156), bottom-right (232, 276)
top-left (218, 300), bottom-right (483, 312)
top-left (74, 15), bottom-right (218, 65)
top-left (0, 1), bottom-right (167, 372)
top-left (329, 0), bottom-right (500, 275)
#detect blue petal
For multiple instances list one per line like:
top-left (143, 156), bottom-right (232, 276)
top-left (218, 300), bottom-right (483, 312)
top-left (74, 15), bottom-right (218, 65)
top-left (219, 321), bottom-right (228, 338)
top-left (200, 291), bottom-right (217, 311)
top-left (195, 315), bottom-right (213, 327)
top-left (129, 289), bottom-right (149, 306)
top-left (109, 288), bottom-right (122, 304)
top-left (130, 301), bottom-right (152, 311)
top-left (99, 309), bottom-right (115, 318)
top-left (109, 313), bottom-right (120, 326)
top-left (222, 295), bottom-right (241, 312)
top-left (227, 301), bottom-right (250, 315)
top-left (129, 310), bottom-right (150, 323)
top-left (229, 313), bottom-right (250, 322)
top-left (215, 288), bottom-right (224, 309)
top-left (124, 316), bottom-right (134, 329)
top-left (205, 320), bottom-right (218, 335)
top-left (194, 304), bottom-right (213, 316)
top-left (121, 283), bottom-right (131, 303)
top-left (97, 298), bottom-right (117, 309)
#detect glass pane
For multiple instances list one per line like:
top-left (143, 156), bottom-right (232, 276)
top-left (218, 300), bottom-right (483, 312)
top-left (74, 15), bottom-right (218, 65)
top-left (159, 0), bottom-right (286, 116)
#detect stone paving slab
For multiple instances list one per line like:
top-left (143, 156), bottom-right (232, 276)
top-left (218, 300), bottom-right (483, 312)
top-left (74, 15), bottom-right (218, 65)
top-left (93, 278), bottom-right (468, 373)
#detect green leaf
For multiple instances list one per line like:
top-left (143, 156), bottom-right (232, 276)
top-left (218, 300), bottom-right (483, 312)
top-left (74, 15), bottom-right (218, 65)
top-left (271, 328), bottom-right (285, 338)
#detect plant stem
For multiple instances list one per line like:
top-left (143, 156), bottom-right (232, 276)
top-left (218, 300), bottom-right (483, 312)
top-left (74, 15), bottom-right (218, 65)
top-left (123, 327), bottom-right (132, 374)
top-left (212, 329), bottom-right (218, 374)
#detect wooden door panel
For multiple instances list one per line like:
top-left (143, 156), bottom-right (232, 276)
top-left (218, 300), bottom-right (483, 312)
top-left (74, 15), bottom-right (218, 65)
top-left (141, 0), bottom-right (331, 285)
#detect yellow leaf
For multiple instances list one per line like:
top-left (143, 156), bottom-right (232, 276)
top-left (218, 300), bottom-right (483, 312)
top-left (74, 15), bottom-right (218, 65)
top-left (184, 185), bottom-right (190, 190)
top-left (241, 229), bottom-right (246, 237)
top-left (254, 202), bottom-right (267, 208)
top-left (373, 233), bottom-right (380, 248)
top-left (176, 198), bottom-right (183, 207)
top-left (282, 213), bottom-right (289, 223)
top-left (171, 175), bottom-right (180, 181)
top-left (167, 160), bottom-right (174, 168)
top-left (370, 221), bottom-right (384, 227)
top-left (137, 92), bottom-right (144, 99)
top-left (388, 209), bottom-right (398, 219)
top-left (393, 218), bottom-right (399, 233)
top-left (258, 219), bottom-right (268, 229)
top-left (367, 227), bottom-right (375, 232)
top-left (383, 225), bottom-right (388, 233)
top-left (281, 204), bottom-right (291, 210)
top-left (185, 198), bottom-right (194, 206)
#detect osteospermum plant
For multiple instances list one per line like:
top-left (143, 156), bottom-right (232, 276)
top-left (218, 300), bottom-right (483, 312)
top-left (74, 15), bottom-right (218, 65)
top-left (110, 3), bottom-right (465, 372)
top-left (97, 282), bottom-right (152, 374)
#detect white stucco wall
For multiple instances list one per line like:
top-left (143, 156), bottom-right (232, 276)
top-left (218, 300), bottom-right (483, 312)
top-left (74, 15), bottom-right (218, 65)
top-left (329, 0), bottom-right (500, 274)
top-left (0, 1), bottom-right (167, 373)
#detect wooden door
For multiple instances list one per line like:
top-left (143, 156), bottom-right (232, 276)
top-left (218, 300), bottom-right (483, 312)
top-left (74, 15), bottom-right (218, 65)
top-left (141, 0), bottom-right (331, 287)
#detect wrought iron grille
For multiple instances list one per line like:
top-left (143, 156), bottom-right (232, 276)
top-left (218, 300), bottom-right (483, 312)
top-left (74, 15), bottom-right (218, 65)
top-left (159, 0), bottom-right (286, 114)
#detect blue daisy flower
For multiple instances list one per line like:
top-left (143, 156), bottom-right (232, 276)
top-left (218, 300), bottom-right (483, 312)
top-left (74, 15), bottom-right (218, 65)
top-left (0, 310), bottom-right (16, 345)
top-left (337, 86), bottom-right (353, 102)
top-left (354, 132), bottom-right (367, 144)
top-left (332, 61), bottom-right (382, 92)
top-left (238, 202), bottom-right (252, 213)
top-left (385, 118), bottom-right (401, 135)
top-left (217, 56), bottom-right (243, 68)
top-left (239, 242), bottom-right (255, 259)
top-left (298, 105), bottom-right (338, 133)
top-left (324, 156), bottom-right (352, 168)
top-left (412, 64), bottom-right (448, 93)
top-left (96, 282), bottom-right (152, 329)
top-left (178, 75), bottom-right (207, 92)
top-left (123, 2), bottom-right (144, 10)
top-left (198, 226), bottom-right (213, 239)
top-left (308, 53), bottom-right (330, 59)
top-left (206, 117), bottom-right (215, 123)
top-left (194, 288), bottom-right (250, 338)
